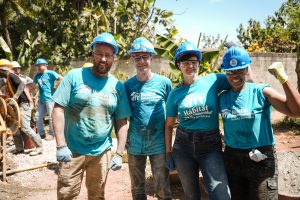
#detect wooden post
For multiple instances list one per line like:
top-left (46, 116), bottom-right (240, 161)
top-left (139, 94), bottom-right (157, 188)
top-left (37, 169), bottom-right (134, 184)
top-left (1, 133), bottom-right (6, 182)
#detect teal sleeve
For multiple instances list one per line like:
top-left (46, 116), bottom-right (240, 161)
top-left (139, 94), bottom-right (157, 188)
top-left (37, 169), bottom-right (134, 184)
top-left (114, 82), bottom-right (132, 120)
top-left (52, 71), bottom-right (73, 107)
top-left (165, 78), bottom-right (172, 99)
top-left (258, 83), bottom-right (271, 106)
top-left (215, 73), bottom-right (230, 92)
top-left (166, 91), bottom-right (178, 117)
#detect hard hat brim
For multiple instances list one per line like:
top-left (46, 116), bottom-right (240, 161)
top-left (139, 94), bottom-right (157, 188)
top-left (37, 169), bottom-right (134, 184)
top-left (174, 50), bottom-right (202, 62)
top-left (221, 64), bottom-right (249, 71)
top-left (90, 42), bottom-right (119, 55)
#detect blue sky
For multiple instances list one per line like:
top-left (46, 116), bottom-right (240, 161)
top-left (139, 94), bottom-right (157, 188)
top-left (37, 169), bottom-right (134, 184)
top-left (155, 0), bottom-right (286, 46)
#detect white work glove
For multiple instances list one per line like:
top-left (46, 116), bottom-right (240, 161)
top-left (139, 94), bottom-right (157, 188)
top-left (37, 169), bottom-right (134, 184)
top-left (249, 149), bottom-right (267, 162)
top-left (109, 154), bottom-right (123, 171)
top-left (268, 62), bottom-right (288, 84)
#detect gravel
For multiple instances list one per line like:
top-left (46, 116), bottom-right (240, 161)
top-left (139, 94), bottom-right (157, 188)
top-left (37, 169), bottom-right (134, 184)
top-left (277, 151), bottom-right (300, 197)
top-left (5, 139), bottom-right (57, 187)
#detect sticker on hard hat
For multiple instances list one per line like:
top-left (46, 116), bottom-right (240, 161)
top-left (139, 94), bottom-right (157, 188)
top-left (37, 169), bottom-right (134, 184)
top-left (230, 59), bottom-right (238, 67)
top-left (134, 44), bottom-right (141, 50)
top-left (186, 45), bottom-right (193, 50)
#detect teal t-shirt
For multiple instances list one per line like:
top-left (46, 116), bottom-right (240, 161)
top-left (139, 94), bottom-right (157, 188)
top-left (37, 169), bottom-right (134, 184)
top-left (219, 82), bottom-right (274, 149)
top-left (34, 70), bottom-right (60, 103)
top-left (53, 68), bottom-right (132, 156)
top-left (125, 73), bottom-right (172, 155)
top-left (166, 73), bottom-right (229, 131)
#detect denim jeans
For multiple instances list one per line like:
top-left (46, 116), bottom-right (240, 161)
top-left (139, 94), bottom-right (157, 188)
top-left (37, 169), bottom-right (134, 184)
top-left (128, 153), bottom-right (172, 200)
top-left (36, 101), bottom-right (54, 136)
top-left (224, 145), bottom-right (278, 200)
top-left (172, 127), bottom-right (230, 200)
top-left (13, 102), bottom-right (43, 150)
top-left (57, 150), bottom-right (111, 200)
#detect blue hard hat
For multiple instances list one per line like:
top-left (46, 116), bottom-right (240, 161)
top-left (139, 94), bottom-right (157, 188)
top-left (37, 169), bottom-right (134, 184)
top-left (129, 37), bottom-right (157, 56)
top-left (174, 41), bottom-right (202, 62)
top-left (90, 32), bottom-right (119, 55)
top-left (34, 58), bottom-right (48, 66)
top-left (221, 46), bottom-right (251, 71)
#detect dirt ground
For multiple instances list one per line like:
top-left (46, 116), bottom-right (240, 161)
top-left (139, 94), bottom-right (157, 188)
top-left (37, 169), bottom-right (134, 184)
top-left (1, 111), bottom-right (300, 200)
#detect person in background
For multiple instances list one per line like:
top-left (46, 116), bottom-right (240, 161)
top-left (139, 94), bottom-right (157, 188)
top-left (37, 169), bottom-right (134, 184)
top-left (0, 59), bottom-right (43, 156)
top-left (165, 41), bottom-right (231, 200)
top-left (219, 46), bottom-right (300, 200)
top-left (125, 37), bottom-right (172, 200)
top-left (33, 58), bottom-right (63, 140)
top-left (52, 32), bottom-right (131, 200)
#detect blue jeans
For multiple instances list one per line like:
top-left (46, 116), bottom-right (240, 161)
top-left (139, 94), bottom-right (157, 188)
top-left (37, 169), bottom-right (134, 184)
top-left (36, 101), bottom-right (54, 136)
top-left (128, 153), bottom-right (172, 200)
top-left (172, 127), bottom-right (230, 200)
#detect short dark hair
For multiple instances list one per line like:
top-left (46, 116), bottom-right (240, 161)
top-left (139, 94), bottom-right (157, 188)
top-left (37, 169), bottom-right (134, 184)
top-left (175, 53), bottom-right (200, 68)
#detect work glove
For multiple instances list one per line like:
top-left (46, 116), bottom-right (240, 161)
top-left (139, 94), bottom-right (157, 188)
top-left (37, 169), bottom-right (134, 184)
top-left (268, 62), bottom-right (288, 84)
top-left (249, 149), bottom-right (267, 162)
top-left (109, 154), bottom-right (123, 171)
top-left (56, 146), bottom-right (72, 162)
top-left (165, 152), bottom-right (176, 171)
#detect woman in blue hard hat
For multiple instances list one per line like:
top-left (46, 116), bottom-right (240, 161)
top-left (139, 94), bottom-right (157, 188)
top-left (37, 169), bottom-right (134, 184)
top-left (165, 41), bottom-right (231, 200)
top-left (219, 46), bottom-right (300, 200)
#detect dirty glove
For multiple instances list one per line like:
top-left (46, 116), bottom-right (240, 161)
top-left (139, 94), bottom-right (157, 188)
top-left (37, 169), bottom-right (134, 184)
top-left (249, 149), bottom-right (267, 162)
top-left (109, 154), bottom-right (123, 171)
top-left (56, 146), bottom-right (72, 162)
top-left (165, 152), bottom-right (176, 171)
top-left (268, 62), bottom-right (288, 84)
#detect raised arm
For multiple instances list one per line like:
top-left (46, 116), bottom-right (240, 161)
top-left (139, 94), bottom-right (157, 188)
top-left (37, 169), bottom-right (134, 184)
top-left (263, 62), bottom-right (300, 116)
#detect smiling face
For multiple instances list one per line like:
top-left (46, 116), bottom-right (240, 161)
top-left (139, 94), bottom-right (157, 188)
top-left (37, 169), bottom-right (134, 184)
top-left (92, 43), bottom-right (115, 77)
top-left (225, 68), bottom-right (248, 92)
top-left (131, 52), bottom-right (152, 73)
top-left (178, 56), bottom-right (199, 78)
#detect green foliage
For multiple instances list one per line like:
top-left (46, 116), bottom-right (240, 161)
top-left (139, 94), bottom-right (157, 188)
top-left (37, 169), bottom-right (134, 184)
top-left (1, 0), bottom-right (177, 70)
top-left (237, 0), bottom-right (300, 53)
top-left (112, 70), bottom-right (129, 82)
top-left (155, 34), bottom-right (226, 84)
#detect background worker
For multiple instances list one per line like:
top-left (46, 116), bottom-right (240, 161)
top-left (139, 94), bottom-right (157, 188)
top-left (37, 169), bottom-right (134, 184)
top-left (33, 58), bottom-right (63, 140)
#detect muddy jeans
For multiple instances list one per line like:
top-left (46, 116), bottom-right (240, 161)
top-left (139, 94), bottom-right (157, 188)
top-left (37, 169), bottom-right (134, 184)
top-left (57, 150), bottom-right (111, 200)
top-left (224, 145), bottom-right (278, 200)
top-left (172, 127), bottom-right (230, 200)
top-left (13, 102), bottom-right (43, 150)
top-left (128, 153), bottom-right (172, 200)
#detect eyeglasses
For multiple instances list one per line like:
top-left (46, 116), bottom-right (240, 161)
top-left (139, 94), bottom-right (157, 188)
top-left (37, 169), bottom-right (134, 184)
top-left (132, 54), bottom-right (151, 62)
top-left (93, 51), bottom-right (114, 59)
top-left (180, 60), bottom-right (199, 68)
top-left (225, 69), bottom-right (245, 76)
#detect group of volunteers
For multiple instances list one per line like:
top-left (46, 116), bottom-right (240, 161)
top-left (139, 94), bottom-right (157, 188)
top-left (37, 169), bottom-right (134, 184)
top-left (0, 58), bottom-right (62, 156)
top-left (1, 31), bottom-right (300, 200)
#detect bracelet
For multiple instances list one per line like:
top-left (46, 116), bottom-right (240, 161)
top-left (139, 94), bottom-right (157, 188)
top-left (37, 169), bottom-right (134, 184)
top-left (116, 152), bottom-right (123, 157)
top-left (56, 145), bottom-right (67, 149)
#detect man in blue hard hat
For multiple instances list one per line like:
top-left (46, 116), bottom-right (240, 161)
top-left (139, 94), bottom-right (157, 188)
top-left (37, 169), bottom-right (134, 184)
top-left (125, 37), bottom-right (172, 199)
top-left (33, 58), bottom-right (63, 141)
top-left (52, 32), bottom-right (131, 199)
